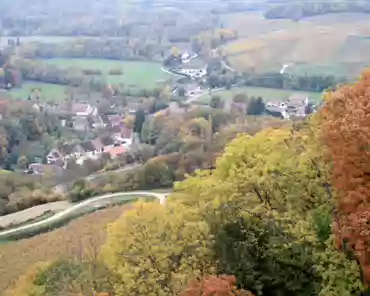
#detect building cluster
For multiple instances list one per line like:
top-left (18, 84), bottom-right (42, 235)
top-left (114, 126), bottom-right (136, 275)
top-left (21, 100), bottom-right (136, 175)
top-left (266, 94), bottom-right (313, 119)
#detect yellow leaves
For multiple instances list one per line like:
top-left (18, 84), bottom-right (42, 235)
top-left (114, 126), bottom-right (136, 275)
top-left (171, 46), bottom-right (180, 57)
top-left (101, 201), bottom-right (215, 296)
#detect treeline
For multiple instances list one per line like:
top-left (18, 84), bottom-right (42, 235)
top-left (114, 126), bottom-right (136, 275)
top-left (8, 68), bottom-right (370, 295)
top-left (265, 0), bottom-right (370, 20)
top-left (207, 69), bottom-right (345, 93)
top-left (20, 39), bottom-right (169, 62)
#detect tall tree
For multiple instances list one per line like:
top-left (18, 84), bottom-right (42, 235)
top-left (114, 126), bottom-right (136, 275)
top-left (133, 108), bottom-right (146, 134)
top-left (320, 70), bottom-right (370, 283)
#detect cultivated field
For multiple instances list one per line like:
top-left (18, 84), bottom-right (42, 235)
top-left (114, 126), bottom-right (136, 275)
top-left (198, 86), bottom-right (322, 104)
top-left (222, 12), bottom-right (370, 77)
top-left (0, 204), bottom-right (131, 292)
top-left (41, 58), bottom-right (171, 90)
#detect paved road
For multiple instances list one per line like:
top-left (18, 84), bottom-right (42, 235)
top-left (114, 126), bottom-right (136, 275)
top-left (0, 201), bottom-right (70, 228)
top-left (0, 191), bottom-right (167, 239)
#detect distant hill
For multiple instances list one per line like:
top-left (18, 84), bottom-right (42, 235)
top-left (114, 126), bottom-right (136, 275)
top-left (265, 0), bottom-right (370, 20)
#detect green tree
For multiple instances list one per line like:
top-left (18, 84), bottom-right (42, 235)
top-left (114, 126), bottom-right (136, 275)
top-left (133, 108), bottom-right (146, 134)
top-left (17, 156), bottom-right (28, 170)
top-left (246, 97), bottom-right (265, 115)
top-left (142, 159), bottom-right (174, 188)
top-left (210, 95), bottom-right (222, 109)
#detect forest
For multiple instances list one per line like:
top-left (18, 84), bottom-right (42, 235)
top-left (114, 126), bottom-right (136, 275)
top-left (4, 70), bottom-right (370, 296)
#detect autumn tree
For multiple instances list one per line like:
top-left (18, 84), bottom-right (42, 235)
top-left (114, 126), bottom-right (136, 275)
top-left (320, 70), bottom-right (370, 284)
top-left (101, 201), bottom-right (215, 296)
top-left (181, 275), bottom-right (253, 296)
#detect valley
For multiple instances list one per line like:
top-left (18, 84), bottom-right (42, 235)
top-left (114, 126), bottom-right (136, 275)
top-left (0, 0), bottom-right (369, 295)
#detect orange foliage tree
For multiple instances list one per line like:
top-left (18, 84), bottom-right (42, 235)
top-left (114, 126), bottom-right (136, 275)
top-left (320, 70), bottom-right (370, 283)
top-left (180, 275), bottom-right (253, 296)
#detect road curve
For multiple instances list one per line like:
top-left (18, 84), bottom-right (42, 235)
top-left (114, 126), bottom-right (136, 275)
top-left (0, 191), bottom-right (167, 239)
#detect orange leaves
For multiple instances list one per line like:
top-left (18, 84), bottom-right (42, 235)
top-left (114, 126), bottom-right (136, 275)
top-left (320, 69), bottom-right (370, 283)
top-left (181, 275), bottom-right (253, 296)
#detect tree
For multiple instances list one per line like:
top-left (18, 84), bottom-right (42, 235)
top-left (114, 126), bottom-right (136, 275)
top-left (101, 202), bottom-right (215, 296)
top-left (142, 158), bottom-right (174, 188)
top-left (246, 97), bottom-right (265, 115)
top-left (181, 275), bottom-right (253, 296)
top-left (178, 86), bottom-right (186, 97)
top-left (133, 108), bottom-right (146, 134)
top-left (6, 260), bottom-right (115, 296)
top-left (17, 156), bottom-right (28, 170)
top-left (210, 95), bottom-right (222, 109)
top-left (320, 70), bottom-right (370, 283)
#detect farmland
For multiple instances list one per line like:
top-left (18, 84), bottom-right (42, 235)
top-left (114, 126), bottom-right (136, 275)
top-left (41, 58), bottom-right (171, 90)
top-left (221, 12), bottom-right (370, 77)
top-left (198, 86), bottom-right (323, 104)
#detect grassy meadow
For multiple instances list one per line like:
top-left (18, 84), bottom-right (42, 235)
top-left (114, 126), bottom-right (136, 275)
top-left (8, 82), bottom-right (68, 102)
top-left (41, 58), bottom-right (171, 90)
top-left (198, 86), bottom-right (322, 104)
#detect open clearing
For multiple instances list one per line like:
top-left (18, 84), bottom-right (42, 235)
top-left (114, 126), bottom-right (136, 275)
top-left (41, 58), bottom-right (171, 90)
top-left (8, 81), bottom-right (68, 102)
top-left (198, 86), bottom-right (322, 104)
top-left (0, 205), bottom-right (131, 292)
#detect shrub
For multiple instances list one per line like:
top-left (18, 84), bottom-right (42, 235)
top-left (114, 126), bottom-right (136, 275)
top-left (82, 69), bottom-right (103, 75)
top-left (108, 68), bottom-right (123, 75)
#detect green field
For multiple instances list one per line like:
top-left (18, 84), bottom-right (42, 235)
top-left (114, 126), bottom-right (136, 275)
top-left (199, 86), bottom-right (323, 104)
top-left (41, 58), bottom-right (171, 90)
top-left (9, 82), bottom-right (68, 102)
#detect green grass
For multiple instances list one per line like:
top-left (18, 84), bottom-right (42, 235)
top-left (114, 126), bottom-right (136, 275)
top-left (41, 58), bottom-right (171, 90)
top-left (9, 81), bottom-right (68, 102)
top-left (198, 86), bottom-right (323, 104)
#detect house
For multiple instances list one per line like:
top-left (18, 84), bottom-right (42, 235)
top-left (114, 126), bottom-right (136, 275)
top-left (111, 125), bottom-right (133, 151)
top-left (285, 94), bottom-right (309, 117)
top-left (100, 114), bottom-right (123, 128)
top-left (26, 163), bottom-right (64, 176)
top-left (70, 103), bottom-right (98, 117)
top-left (100, 136), bottom-right (115, 150)
top-left (91, 138), bottom-right (104, 152)
top-left (126, 102), bottom-right (141, 114)
top-left (265, 94), bottom-right (310, 119)
top-left (72, 116), bottom-right (90, 131)
top-left (75, 141), bottom-right (101, 165)
top-left (105, 145), bottom-right (127, 159)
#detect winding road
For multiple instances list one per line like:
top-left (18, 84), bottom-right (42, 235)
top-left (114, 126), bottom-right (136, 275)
top-left (0, 191), bottom-right (167, 239)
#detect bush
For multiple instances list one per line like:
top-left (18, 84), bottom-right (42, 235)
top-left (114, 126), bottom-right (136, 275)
top-left (108, 68), bottom-right (123, 75)
top-left (82, 69), bottom-right (103, 75)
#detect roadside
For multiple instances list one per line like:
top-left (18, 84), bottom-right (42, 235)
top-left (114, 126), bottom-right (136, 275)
top-left (0, 191), bottom-right (168, 240)
top-left (0, 201), bottom-right (70, 229)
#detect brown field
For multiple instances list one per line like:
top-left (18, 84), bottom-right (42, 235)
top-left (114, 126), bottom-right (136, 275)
top-left (222, 12), bottom-right (370, 76)
top-left (0, 204), bottom-right (133, 292)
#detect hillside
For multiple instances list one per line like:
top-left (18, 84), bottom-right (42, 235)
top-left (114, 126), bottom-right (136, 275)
top-left (222, 12), bottom-right (370, 77)
top-left (264, 0), bottom-right (370, 19)
top-left (0, 204), bottom-right (132, 292)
